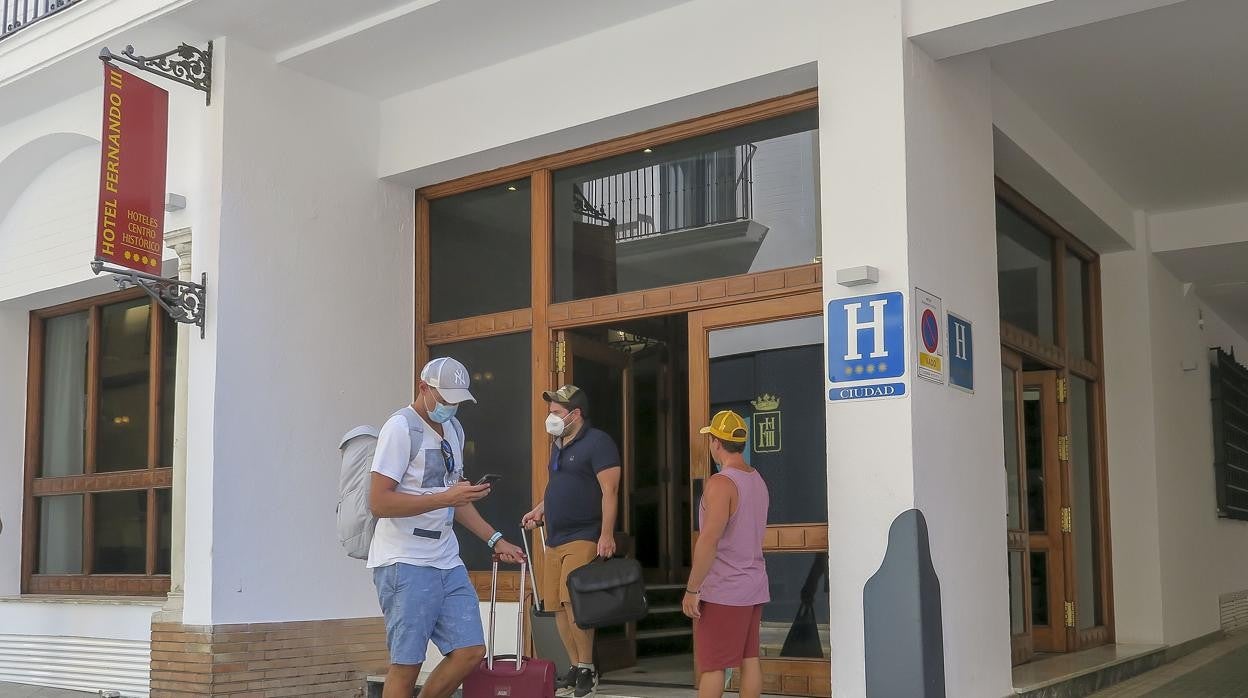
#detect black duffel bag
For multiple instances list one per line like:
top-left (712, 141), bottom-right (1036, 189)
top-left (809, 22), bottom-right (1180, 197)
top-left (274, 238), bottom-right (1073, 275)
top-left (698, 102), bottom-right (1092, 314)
top-left (566, 556), bottom-right (648, 629)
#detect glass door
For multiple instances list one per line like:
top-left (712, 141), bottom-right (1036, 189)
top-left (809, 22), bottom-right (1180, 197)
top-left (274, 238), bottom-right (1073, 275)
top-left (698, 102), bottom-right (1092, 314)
top-left (688, 293), bottom-right (831, 697)
top-left (554, 329), bottom-right (637, 672)
top-left (1003, 354), bottom-right (1033, 665)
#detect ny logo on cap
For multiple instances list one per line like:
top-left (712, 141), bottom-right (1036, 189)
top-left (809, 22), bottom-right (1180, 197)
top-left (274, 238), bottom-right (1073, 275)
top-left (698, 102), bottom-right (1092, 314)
top-left (453, 369), bottom-right (468, 386)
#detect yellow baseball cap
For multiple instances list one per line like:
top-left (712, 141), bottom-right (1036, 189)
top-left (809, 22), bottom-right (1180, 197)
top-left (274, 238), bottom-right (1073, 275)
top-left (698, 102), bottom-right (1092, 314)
top-left (699, 410), bottom-right (749, 443)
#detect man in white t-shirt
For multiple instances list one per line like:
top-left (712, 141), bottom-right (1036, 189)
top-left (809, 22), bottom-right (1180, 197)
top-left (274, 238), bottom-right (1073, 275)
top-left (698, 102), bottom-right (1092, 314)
top-left (368, 357), bottom-right (525, 698)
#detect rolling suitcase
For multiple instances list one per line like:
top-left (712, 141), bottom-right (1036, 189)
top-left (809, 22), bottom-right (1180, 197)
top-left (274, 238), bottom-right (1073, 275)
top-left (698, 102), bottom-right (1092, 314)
top-left (462, 557), bottom-right (556, 698)
top-left (522, 524), bottom-right (572, 672)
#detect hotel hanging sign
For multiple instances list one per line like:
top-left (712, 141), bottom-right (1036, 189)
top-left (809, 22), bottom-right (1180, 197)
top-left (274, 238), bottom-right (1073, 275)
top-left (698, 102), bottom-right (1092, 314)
top-left (94, 64), bottom-right (169, 274)
top-left (90, 42), bottom-right (211, 337)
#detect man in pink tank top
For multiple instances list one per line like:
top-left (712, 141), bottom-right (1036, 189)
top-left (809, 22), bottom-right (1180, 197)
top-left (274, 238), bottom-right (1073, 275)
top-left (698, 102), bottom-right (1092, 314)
top-left (682, 410), bottom-right (771, 698)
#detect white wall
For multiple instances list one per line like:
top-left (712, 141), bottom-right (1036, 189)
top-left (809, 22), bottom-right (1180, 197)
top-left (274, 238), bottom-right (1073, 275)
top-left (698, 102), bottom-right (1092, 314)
top-left (0, 85), bottom-right (202, 304)
top-left (1102, 215), bottom-right (1248, 647)
top-left (378, 0), bottom-right (830, 186)
top-left (182, 38), bottom-right (414, 625)
top-left (1147, 255), bottom-right (1248, 644)
top-left (0, 73), bottom-right (202, 667)
top-left (0, 306), bottom-right (28, 597)
top-left (902, 46), bottom-right (1012, 693)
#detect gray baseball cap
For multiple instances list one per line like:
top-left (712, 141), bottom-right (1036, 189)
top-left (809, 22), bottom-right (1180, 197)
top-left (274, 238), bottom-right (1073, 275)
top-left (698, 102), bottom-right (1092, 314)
top-left (421, 357), bottom-right (477, 404)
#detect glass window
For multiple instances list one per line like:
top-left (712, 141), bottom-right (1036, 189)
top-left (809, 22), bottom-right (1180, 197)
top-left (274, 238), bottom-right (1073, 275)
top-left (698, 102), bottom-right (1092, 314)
top-left (94, 490), bottom-right (147, 574)
top-left (1070, 376), bottom-right (1102, 628)
top-left (553, 109), bottom-right (820, 302)
top-left (1031, 551), bottom-right (1049, 627)
top-left (96, 298), bottom-right (151, 472)
top-left (41, 312), bottom-right (88, 477)
top-left (429, 180), bottom-right (531, 322)
top-left (709, 316), bottom-right (827, 524)
top-left (429, 333), bottom-right (531, 570)
top-left (1065, 253), bottom-right (1089, 359)
top-left (1002, 365), bottom-right (1022, 530)
top-left (160, 314), bottom-right (177, 466)
top-left (1009, 551), bottom-right (1026, 635)
top-left (760, 552), bottom-right (830, 659)
top-left (157, 488), bottom-right (172, 575)
top-left (997, 201), bottom-right (1055, 343)
top-left (26, 293), bottom-right (177, 593)
top-left (38, 495), bottom-right (83, 574)
top-left (1022, 387), bottom-right (1046, 532)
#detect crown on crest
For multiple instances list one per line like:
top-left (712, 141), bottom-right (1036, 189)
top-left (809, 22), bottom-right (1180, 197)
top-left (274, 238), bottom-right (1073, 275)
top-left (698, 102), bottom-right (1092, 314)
top-left (751, 393), bottom-right (780, 411)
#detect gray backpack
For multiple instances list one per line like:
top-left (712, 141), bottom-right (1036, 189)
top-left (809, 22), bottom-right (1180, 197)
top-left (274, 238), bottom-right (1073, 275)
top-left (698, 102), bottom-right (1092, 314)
top-left (336, 409), bottom-right (465, 560)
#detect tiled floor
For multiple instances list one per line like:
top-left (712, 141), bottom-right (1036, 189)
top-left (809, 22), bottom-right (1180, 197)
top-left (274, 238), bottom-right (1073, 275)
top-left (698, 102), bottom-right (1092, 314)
top-left (1090, 632), bottom-right (1248, 697)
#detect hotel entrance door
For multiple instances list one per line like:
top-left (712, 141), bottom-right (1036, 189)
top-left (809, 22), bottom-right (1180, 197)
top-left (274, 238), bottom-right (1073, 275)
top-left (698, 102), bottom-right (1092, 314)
top-left (688, 293), bottom-right (831, 697)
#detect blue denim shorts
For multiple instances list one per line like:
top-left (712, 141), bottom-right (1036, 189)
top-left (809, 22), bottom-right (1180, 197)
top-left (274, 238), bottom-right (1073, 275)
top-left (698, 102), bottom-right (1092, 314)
top-left (373, 563), bottom-right (485, 666)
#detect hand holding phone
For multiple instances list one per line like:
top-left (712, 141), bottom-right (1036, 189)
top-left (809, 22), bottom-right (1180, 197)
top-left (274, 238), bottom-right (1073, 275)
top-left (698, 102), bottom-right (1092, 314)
top-left (474, 474), bottom-right (503, 487)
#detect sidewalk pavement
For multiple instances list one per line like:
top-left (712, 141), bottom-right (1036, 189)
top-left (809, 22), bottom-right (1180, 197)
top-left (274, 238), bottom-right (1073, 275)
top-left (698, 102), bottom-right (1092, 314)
top-left (0, 684), bottom-right (95, 698)
top-left (1091, 630), bottom-right (1248, 697)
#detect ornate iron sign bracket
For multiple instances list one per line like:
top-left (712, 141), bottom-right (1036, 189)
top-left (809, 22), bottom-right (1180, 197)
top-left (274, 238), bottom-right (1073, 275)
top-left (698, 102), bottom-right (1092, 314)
top-left (99, 41), bottom-right (212, 105)
top-left (91, 261), bottom-right (207, 338)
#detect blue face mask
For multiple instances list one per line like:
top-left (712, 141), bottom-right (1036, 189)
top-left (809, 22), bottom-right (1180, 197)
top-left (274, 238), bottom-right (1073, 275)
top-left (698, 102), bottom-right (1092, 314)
top-left (425, 391), bottom-right (458, 423)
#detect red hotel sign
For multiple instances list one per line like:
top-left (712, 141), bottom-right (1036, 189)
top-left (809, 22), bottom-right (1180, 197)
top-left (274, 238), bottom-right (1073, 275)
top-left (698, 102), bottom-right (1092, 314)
top-left (95, 64), bottom-right (169, 274)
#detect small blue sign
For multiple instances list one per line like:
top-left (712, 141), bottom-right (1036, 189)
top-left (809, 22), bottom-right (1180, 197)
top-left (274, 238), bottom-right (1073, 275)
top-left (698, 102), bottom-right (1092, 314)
top-left (948, 313), bottom-right (974, 393)
top-left (828, 382), bottom-right (907, 401)
top-left (827, 292), bottom-right (906, 383)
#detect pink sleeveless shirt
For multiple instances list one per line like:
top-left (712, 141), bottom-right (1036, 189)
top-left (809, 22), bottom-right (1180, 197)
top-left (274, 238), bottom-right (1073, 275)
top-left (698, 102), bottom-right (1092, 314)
top-left (698, 467), bottom-right (770, 606)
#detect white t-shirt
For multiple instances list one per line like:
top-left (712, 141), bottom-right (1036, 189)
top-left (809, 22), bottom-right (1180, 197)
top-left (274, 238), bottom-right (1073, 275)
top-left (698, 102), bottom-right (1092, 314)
top-left (366, 408), bottom-right (465, 569)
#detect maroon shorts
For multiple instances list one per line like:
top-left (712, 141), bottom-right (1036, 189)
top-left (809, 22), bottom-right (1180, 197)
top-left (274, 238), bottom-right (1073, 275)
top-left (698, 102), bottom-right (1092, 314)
top-left (694, 601), bottom-right (763, 673)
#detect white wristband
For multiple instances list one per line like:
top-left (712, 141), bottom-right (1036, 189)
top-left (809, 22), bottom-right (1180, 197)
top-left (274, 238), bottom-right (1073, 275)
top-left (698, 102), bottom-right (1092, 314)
top-left (487, 531), bottom-right (503, 549)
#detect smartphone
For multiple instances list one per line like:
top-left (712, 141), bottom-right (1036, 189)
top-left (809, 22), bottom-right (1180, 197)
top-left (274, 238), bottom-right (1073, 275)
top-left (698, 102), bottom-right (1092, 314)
top-left (474, 474), bottom-right (503, 487)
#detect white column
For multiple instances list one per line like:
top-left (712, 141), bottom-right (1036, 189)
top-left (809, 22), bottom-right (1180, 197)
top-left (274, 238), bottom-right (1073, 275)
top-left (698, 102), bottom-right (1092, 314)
top-left (819, 3), bottom-right (1012, 695)
top-left (157, 227), bottom-right (192, 621)
top-left (1099, 216), bottom-right (1165, 644)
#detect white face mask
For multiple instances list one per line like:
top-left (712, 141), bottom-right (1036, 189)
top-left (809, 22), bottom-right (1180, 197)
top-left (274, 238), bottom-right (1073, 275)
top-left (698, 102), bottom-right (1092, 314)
top-left (545, 413), bottom-right (569, 437)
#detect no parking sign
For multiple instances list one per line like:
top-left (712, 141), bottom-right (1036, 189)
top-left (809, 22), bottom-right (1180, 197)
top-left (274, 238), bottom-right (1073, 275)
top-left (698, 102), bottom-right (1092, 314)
top-left (915, 288), bottom-right (944, 384)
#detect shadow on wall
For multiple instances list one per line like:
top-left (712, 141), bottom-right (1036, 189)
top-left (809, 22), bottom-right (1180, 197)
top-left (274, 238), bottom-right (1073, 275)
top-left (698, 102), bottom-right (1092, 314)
top-left (0, 132), bottom-right (98, 226)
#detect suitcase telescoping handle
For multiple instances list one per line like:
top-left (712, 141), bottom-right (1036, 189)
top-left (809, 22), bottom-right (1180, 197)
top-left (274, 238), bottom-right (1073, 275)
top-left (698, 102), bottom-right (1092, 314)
top-left (520, 524), bottom-right (545, 611)
top-left (487, 557), bottom-right (526, 671)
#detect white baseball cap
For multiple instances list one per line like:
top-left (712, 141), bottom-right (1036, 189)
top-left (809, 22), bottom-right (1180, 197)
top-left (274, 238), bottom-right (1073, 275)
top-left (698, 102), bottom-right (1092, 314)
top-left (421, 357), bottom-right (477, 404)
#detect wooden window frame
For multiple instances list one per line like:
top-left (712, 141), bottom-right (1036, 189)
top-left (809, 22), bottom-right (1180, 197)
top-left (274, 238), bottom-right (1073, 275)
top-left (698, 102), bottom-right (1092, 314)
top-left (995, 178), bottom-right (1115, 652)
top-left (21, 288), bottom-right (174, 596)
top-left (414, 90), bottom-right (821, 602)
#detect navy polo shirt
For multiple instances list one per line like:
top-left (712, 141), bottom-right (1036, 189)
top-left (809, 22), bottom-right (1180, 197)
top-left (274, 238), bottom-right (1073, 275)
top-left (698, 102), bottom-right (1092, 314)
top-left (543, 424), bottom-right (621, 547)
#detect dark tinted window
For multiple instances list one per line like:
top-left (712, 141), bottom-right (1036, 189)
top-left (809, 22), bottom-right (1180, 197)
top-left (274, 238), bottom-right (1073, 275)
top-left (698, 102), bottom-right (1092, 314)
top-left (430, 180), bottom-right (531, 322)
top-left (997, 201), bottom-right (1055, 342)
top-left (430, 333), bottom-right (532, 569)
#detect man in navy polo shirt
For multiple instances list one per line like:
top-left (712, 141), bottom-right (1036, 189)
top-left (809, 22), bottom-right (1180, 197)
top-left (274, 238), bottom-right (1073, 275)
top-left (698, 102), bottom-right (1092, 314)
top-left (522, 384), bottom-right (621, 697)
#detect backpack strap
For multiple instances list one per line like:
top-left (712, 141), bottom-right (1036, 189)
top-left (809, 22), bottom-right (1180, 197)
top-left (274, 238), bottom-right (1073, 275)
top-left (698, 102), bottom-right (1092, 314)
top-left (450, 417), bottom-right (465, 448)
top-left (395, 407), bottom-right (423, 465)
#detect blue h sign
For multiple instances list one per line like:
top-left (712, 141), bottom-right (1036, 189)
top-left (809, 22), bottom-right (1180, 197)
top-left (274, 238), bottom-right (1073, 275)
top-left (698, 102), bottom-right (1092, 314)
top-left (948, 313), bottom-right (973, 392)
top-left (827, 292), bottom-right (905, 383)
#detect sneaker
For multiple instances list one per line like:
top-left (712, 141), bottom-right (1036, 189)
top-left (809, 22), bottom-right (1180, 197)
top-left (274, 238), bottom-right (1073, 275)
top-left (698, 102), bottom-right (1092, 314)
top-left (573, 667), bottom-right (598, 698)
top-left (555, 666), bottom-right (578, 697)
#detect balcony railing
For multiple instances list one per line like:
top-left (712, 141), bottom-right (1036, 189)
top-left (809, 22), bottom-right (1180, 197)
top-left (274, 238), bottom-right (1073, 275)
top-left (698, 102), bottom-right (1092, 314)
top-left (575, 143), bottom-right (757, 241)
top-left (2, 0), bottom-right (83, 42)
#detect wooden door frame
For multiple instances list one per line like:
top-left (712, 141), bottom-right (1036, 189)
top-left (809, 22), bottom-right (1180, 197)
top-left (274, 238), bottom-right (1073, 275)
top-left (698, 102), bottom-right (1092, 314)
top-left (688, 292), bottom-right (831, 698)
top-left (997, 179), bottom-right (1115, 651)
